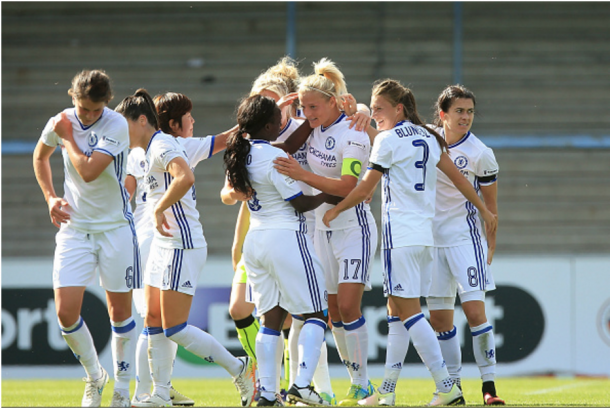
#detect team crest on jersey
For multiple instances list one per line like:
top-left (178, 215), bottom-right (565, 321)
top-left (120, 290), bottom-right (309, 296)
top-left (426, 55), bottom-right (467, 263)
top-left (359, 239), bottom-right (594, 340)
top-left (325, 136), bottom-right (336, 150)
top-left (454, 155), bottom-right (468, 169)
top-left (140, 160), bottom-right (146, 170)
top-left (88, 132), bottom-right (98, 147)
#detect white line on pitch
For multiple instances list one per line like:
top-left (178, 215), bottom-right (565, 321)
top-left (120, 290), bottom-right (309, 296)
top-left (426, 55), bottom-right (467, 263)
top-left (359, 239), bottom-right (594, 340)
top-left (524, 381), bottom-right (599, 395)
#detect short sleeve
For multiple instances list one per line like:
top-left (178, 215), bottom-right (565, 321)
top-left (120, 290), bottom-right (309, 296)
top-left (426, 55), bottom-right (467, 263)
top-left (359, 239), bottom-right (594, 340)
top-left (179, 136), bottom-right (214, 167)
top-left (152, 138), bottom-right (184, 171)
top-left (475, 147), bottom-right (499, 185)
top-left (369, 131), bottom-right (392, 170)
top-left (127, 148), bottom-right (146, 178)
top-left (269, 152), bottom-right (303, 201)
top-left (40, 117), bottom-right (60, 148)
top-left (92, 115), bottom-right (130, 158)
top-left (342, 130), bottom-right (370, 163)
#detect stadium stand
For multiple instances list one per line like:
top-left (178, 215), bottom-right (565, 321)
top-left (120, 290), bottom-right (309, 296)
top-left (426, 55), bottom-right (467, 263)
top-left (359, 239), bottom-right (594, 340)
top-left (2, 2), bottom-right (609, 257)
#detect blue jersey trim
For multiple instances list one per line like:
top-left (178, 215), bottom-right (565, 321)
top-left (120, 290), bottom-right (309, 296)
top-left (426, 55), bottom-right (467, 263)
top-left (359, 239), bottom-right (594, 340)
top-left (92, 147), bottom-right (115, 157)
top-left (208, 135), bottom-right (216, 158)
top-left (285, 191), bottom-right (303, 201)
top-left (146, 130), bottom-right (162, 153)
top-left (74, 109), bottom-right (104, 131)
top-left (321, 113), bottom-right (346, 132)
top-left (296, 231), bottom-right (323, 312)
top-left (448, 131), bottom-right (471, 149)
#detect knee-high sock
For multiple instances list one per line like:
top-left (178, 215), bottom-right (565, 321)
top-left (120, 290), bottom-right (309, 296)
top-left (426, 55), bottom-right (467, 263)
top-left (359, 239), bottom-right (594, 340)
top-left (437, 326), bottom-right (462, 387)
top-left (60, 317), bottom-right (102, 380)
top-left (166, 323), bottom-right (242, 377)
top-left (312, 339), bottom-right (334, 396)
top-left (380, 316), bottom-right (409, 394)
top-left (331, 321), bottom-right (353, 381)
top-left (404, 313), bottom-right (452, 392)
top-left (344, 316), bottom-right (369, 387)
top-left (471, 322), bottom-right (496, 382)
top-left (235, 315), bottom-right (259, 364)
top-left (148, 327), bottom-right (174, 400)
top-left (288, 316), bottom-right (305, 386)
top-left (256, 327), bottom-right (281, 401)
top-left (275, 330), bottom-right (285, 392)
top-left (294, 319), bottom-right (326, 389)
top-left (111, 317), bottom-right (136, 394)
top-left (134, 328), bottom-right (152, 397)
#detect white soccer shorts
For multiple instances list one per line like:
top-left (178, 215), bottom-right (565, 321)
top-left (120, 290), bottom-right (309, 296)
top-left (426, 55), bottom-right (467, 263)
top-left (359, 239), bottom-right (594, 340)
top-left (145, 242), bottom-right (207, 296)
top-left (53, 223), bottom-right (140, 292)
top-left (314, 224), bottom-right (378, 294)
top-left (382, 245), bottom-right (433, 298)
top-left (243, 229), bottom-right (328, 317)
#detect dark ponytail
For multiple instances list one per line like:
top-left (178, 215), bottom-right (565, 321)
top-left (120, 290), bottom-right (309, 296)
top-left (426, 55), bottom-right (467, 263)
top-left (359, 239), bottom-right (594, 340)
top-left (115, 88), bottom-right (160, 130)
top-left (223, 95), bottom-right (278, 196)
top-left (372, 79), bottom-right (448, 153)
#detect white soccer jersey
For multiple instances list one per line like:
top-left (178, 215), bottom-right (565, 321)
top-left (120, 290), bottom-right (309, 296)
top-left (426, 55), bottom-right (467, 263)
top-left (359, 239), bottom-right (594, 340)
top-left (432, 128), bottom-right (499, 247)
top-left (307, 113), bottom-right (373, 230)
top-left (126, 147), bottom-right (153, 237)
top-left (144, 132), bottom-right (215, 249)
top-left (40, 107), bottom-right (132, 232)
top-left (369, 120), bottom-right (442, 249)
top-left (276, 117), bottom-right (315, 231)
top-left (245, 140), bottom-right (306, 232)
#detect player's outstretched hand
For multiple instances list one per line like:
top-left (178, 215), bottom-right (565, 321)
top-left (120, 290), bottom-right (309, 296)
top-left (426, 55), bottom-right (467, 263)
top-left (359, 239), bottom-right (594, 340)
top-left (322, 208), bottom-right (339, 228)
top-left (154, 209), bottom-right (172, 237)
top-left (340, 94), bottom-right (358, 116)
top-left (52, 112), bottom-right (73, 141)
top-left (273, 155), bottom-right (306, 180)
top-left (277, 92), bottom-right (299, 110)
top-left (48, 196), bottom-right (70, 228)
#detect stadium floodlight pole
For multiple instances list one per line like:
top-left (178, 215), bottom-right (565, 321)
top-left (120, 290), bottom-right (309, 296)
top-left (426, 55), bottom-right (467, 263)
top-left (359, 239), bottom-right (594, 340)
top-left (453, 1), bottom-right (463, 85)
top-left (286, 1), bottom-right (297, 58)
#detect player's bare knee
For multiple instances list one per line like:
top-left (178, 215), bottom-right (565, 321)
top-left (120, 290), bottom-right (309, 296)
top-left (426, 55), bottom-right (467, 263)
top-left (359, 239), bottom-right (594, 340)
top-left (429, 312), bottom-right (453, 332)
top-left (56, 309), bottom-right (80, 328)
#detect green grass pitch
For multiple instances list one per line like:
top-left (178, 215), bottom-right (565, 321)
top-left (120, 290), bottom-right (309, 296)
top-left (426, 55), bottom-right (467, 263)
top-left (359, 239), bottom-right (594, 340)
top-left (2, 377), bottom-right (609, 406)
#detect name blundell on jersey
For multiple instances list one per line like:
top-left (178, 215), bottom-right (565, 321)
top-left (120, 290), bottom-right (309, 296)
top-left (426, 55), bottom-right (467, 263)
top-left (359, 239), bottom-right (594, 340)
top-left (395, 126), bottom-right (430, 138)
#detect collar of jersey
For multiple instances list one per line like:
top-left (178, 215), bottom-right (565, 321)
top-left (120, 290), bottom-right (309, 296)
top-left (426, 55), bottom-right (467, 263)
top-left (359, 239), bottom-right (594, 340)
top-left (393, 120), bottom-right (410, 128)
top-left (448, 131), bottom-right (471, 149)
top-left (250, 139), bottom-right (270, 145)
top-left (279, 118), bottom-right (292, 137)
top-left (146, 130), bottom-right (163, 152)
top-left (73, 109), bottom-right (104, 131)
top-left (321, 113), bottom-right (346, 132)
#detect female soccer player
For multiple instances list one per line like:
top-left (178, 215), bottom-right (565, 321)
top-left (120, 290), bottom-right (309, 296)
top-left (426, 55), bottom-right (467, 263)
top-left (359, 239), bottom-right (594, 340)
top-left (116, 89), bottom-right (256, 408)
top-left (126, 91), bottom-right (234, 406)
top-left (33, 69), bottom-right (139, 407)
top-left (322, 79), bottom-right (497, 407)
top-left (223, 94), bottom-right (332, 407)
top-left (426, 85), bottom-right (504, 406)
top-left (274, 58), bottom-right (378, 406)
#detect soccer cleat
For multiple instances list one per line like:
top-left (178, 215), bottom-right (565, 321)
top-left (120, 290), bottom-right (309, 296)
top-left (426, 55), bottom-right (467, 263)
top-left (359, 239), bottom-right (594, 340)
top-left (338, 381), bottom-right (375, 406)
top-left (257, 396), bottom-right (283, 407)
top-left (110, 391), bottom-right (131, 407)
top-left (131, 393), bottom-right (172, 407)
top-left (358, 390), bottom-right (395, 407)
top-left (170, 386), bottom-right (195, 406)
top-left (427, 384), bottom-right (464, 406)
top-left (483, 393), bottom-right (505, 406)
top-left (287, 384), bottom-right (330, 406)
top-left (320, 392), bottom-right (337, 406)
top-left (82, 366), bottom-right (109, 407)
top-left (233, 356), bottom-right (257, 407)
top-left (131, 393), bottom-right (151, 406)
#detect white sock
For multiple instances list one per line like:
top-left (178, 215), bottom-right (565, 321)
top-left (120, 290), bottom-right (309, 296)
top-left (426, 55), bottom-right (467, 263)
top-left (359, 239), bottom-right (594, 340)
top-left (404, 313), bottom-right (451, 392)
top-left (294, 318), bottom-right (326, 389)
top-left (437, 325), bottom-right (462, 387)
top-left (288, 316), bottom-right (304, 386)
top-left (166, 323), bottom-right (242, 377)
top-left (257, 327), bottom-right (281, 401)
top-left (312, 339), bottom-right (334, 396)
top-left (331, 321), bottom-right (353, 381)
top-left (148, 327), bottom-right (173, 400)
top-left (134, 328), bottom-right (153, 397)
top-left (471, 322), bottom-right (496, 382)
top-left (60, 317), bottom-right (101, 380)
top-left (380, 316), bottom-right (409, 394)
top-left (344, 316), bottom-right (369, 387)
top-left (111, 317), bottom-right (136, 394)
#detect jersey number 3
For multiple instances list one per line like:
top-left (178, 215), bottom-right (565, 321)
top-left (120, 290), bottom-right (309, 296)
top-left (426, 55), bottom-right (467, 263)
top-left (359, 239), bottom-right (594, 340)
top-left (412, 139), bottom-right (429, 191)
